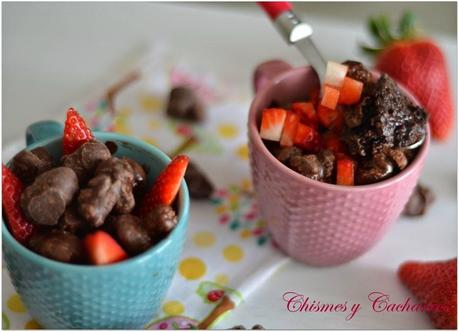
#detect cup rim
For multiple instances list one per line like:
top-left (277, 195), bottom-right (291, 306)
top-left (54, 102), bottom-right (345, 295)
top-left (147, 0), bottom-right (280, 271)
top-left (2, 131), bottom-right (190, 272)
top-left (248, 66), bottom-right (430, 192)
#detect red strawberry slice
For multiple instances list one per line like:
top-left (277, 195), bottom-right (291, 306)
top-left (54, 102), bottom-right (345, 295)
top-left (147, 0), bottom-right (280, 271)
top-left (291, 102), bottom-right (318, 129)
top-left (63, 108), bottom-right (94, 154)
top-left (293, 124), bottom-right (320, 152)
top-left (399, 258), bottom-right (457, 329)
top-left (139, 155), bottom-right (189, 215)
top-left (338, 77), bottom-right (363, 105)
top-left (259, 108), bottom-right (287, 141)
top-left (280, 112), bottom-right (300, 147)
top-left (2, 164), bottom-right (34, 243)
top-left (84, 231), bottom-right (128, 265)
top-left (336, 157), bottom-right (355, 186)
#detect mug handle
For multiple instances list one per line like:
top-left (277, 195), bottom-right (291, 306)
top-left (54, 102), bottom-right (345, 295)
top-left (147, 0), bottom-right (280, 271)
top-left (26, 120), bottom-right (63, 146)
top-left (253, 59), bottom-right (293, 93)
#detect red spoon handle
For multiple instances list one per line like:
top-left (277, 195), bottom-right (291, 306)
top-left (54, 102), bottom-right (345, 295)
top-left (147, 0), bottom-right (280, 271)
top-left (258, 2), bottom-right (292, 20)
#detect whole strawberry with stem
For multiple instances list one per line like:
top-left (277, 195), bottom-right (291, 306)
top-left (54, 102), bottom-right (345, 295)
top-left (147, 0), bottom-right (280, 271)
top-left (362, 12), bottom-right (454, 141)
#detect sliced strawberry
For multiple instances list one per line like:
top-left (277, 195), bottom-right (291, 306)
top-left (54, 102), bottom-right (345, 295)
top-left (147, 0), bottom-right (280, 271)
top-left (317, 105), bottom-right (343, 130)
top-left (336, 157), bottom-right (355, 186)
top-left (84, 231), bottom-right (128, 265)
top-left (2, 164), bottom-right (34, 243)
top-left (259, 108), bottom-right (287, 141)
top-left (291, 102), bottom-right (318, 129)
top-left (324, 61), bottom-right (348, 88)
top-left (63, 108), bottom-right (94, 155)
top-left (293, 124), bottom-right (321, 152)
top-left (280, 112), bottom-right (300, 147)
top-left (399, 258), bottom-right (457, 329)
top-left (139, 155), bottom-right (189, 215)
top-left (323, 131), bottom-right (345, 154)
top-left (320, 85), bottom-right (340, 110)
top-left (338, 77), bottom-right (363, 105)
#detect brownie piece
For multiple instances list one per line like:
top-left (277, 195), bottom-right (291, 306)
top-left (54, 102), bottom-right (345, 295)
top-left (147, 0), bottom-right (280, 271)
top-left (20, 167), bottom-right (79, 226)
top-left (355, 153), bottom-right (394, 185)
top-left (10, 147), bottom-right (53, 184)
top-left (343, 74), bottom-right (427, 158)
top-left (166, 86), bottom-right (204, 122)
top-left (277, 146), bottom-right (303, 165)
top-left (184, 161), bottom-right (215, 199)
top-left (403, 184), bottom-right (435, 216)
top-left (289, 155), bottom-right (323, 181)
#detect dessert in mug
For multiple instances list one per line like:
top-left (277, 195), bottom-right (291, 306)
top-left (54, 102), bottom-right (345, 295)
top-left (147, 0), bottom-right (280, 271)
top-left (259, 60), bottom-right (428, 185)
top-left (2, 109), bottom-right (189, 265)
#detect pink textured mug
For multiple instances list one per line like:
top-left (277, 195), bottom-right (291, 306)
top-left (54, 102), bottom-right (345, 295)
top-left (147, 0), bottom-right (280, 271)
top-left (248, 65), bottom-right (430, 266)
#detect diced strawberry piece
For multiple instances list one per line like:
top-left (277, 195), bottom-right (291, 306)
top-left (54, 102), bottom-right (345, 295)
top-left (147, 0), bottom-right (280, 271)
top-left (291, 102), bottom-right (318, 128)
top-left (336, 158), bottom-right (355, 186)
top-left (2, 164), bottom-right (34, 243)
top-left (259, 108), bottom-right (287, 141)
top-left (321, 85), bottom-right (340, 110)
top-left (317, 105), bottom-right (343, 130)
top-left (280, 112), bottom-right (300, 147)
top-left (338, 77), bottom-right (363, 105)
top-left (324, 61), bottom-right (348, 88)
top-left (63, 108), bottom-right (94, 154)
top-left (323, 131), bottom-right (345, 154)
top-left (139, 155), bottom-right (189, 215)
top-left (293, 124), bottom-right (321, 152)
top-left (84, 231), bottom-right (128, 265)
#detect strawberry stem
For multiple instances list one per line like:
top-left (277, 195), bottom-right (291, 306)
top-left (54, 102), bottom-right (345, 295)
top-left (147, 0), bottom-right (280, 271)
top-left (362, 11), bottom-right (420, 57)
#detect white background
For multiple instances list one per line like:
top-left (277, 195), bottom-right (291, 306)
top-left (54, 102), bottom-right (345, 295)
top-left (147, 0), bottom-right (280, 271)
top-left (3, 3), bottom-right (457, 329)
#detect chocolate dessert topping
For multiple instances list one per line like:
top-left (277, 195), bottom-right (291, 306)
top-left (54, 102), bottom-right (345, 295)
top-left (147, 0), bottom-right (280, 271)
top-left (20, 167), bottom-right (79, 226)
top-left (78, 157), bottom-right (135, 227)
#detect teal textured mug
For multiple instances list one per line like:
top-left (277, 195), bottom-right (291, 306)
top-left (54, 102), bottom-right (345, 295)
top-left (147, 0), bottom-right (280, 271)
top-left (2, 121), bottom-right (190, 329)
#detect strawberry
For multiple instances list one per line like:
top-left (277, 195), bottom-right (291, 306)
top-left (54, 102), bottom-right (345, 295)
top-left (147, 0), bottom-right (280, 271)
top-left (317, 105), bottom-right (343, 131)
top-left (323, 131), bottom-right (345, 154)
top-left (84, 231), bottom-right (128, 265)
top-left (293, 124), bottom-right (320, 152)
top-left (338, 77), bottom-right (363, 105)
top-left (320, 85), bottom-right (340, 110)
top-left (259, 108), bottom-right (287, 141)
top-left (63, 108), bottom-right (94, 154)
top-left (280, 112), bottom-right (300, 147)
top-left (336, 157), bottom-right (355, 186)
top-left (291, 102), bottom-right (318, 129)
top-left (2, 164), bottom-right (34, 243)
top-left (363, 12), bottom-right (454, 141)
top-left (139, 155), bottom-right (189, 215)
top-left (324, 61), bottom-right (348, 88)
top-left (398, 258), bottom-right (457, 329)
